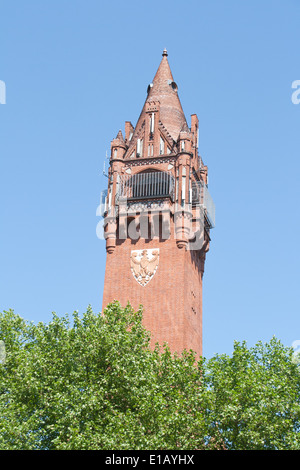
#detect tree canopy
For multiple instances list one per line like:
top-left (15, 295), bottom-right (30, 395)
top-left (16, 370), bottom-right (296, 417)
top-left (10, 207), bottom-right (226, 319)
top-left (0, 302), bottom-right (300, 450)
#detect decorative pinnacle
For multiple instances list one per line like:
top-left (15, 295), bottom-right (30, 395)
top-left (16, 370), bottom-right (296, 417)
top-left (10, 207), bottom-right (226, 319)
top-left (162, 48), bottom-right (168, 57)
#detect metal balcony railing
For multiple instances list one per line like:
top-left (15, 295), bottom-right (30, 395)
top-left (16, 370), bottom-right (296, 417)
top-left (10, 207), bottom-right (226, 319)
top-left (99, 189), bottom-right (108, 217)
top-left (118, 171), bottom-right (175, 201)
top-left (192, 181), bottom-right (215, 229)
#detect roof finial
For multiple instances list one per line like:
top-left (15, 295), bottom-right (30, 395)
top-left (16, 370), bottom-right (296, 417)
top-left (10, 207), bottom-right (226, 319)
top-left (162, 48), bottom-right (168, 57)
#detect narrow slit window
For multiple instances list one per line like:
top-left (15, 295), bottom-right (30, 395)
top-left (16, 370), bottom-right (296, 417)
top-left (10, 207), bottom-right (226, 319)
top-left (160, 137), bottom-right (164, 155)
top-left (137, 138), bottom-right (143, 157)
top-left (150, 113), bottom-right (155, 134)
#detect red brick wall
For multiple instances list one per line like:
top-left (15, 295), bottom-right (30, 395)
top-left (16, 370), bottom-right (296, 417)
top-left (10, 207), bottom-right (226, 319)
top-left (102, 218), bottom-right (203, 355)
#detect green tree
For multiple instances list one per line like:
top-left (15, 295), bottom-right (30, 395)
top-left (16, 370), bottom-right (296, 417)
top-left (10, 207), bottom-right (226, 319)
top-left (0, 302), bottom-right (207, 450)
top-left (1, 302), bottom-right (300, 450)
top-left (204, 338), bottom-right (300, 449)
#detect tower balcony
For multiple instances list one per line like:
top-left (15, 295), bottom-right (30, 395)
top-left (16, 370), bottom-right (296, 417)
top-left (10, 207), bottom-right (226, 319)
top-left (100, 175), bottom-right (215, 229)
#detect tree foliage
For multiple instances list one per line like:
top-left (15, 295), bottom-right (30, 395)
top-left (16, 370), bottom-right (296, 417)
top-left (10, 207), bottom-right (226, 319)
top-left (204, 338), bottom-right (300, 449)
top-left (0, 302), bottom-right (300, 450)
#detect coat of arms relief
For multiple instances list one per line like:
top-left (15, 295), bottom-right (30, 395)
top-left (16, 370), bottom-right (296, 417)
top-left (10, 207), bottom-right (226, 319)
top-left (130, 249), bottom-right (159, 286)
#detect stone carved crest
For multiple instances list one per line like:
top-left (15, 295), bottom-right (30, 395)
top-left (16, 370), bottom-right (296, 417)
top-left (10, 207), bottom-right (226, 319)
top-left (130, 249), bottom-right (159, 287)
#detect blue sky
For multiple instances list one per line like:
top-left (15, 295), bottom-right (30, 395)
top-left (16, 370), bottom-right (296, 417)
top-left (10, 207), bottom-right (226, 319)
top-left (0, 0), bottom-right (299, 359)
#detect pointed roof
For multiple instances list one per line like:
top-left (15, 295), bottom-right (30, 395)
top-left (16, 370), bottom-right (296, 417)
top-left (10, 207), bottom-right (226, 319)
top-left (180, 121), bottom-right (190, 134)
top-left (130, 50), bottom-right (188, 144)
top-left (116, 129), bottom-right (125, 144)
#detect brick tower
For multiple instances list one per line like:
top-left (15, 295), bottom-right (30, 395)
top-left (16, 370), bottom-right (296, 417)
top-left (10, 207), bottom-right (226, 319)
top-left (100, 50), bottom-right (215, 355)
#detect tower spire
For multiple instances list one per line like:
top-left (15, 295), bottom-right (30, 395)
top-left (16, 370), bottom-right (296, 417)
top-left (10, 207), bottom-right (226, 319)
top-left (125, 50), bottom-right (188, 154)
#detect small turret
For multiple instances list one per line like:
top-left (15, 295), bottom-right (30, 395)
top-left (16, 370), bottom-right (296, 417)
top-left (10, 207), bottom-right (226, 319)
top-left (111, 130), bottom-right (126, 160)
